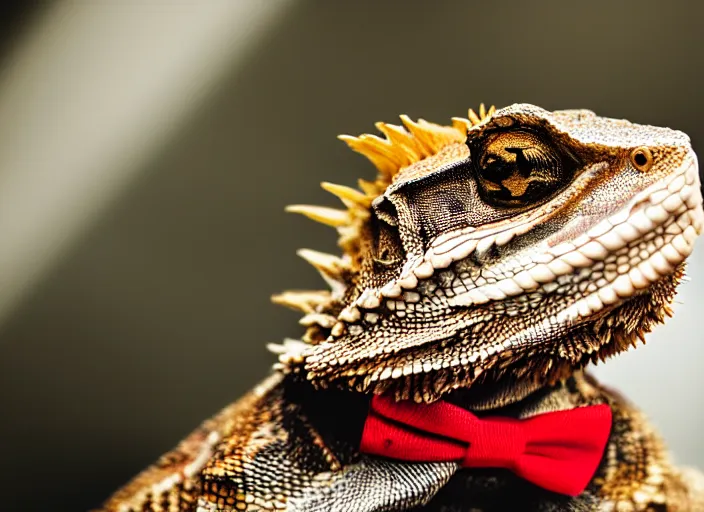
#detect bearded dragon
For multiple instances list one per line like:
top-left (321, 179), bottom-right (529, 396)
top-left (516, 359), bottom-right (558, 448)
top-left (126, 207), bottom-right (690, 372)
top-left (98, 104), bottom-right (704, 511)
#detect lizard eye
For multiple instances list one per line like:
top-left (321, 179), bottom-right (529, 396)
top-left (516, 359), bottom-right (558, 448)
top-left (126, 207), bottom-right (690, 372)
top-left (471, 130), bottom-right (572, 208)
top-left (630, 147), bottom-right (653, 172)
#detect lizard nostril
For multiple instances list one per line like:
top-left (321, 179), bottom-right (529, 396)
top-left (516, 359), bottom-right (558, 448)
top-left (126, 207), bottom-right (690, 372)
top-left (630, 147), bottom-right (653, 172)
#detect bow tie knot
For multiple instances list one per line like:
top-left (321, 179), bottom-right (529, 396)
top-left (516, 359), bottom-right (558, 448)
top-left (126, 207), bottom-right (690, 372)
top-left (360, 395), bottom-right (612, 497)
top-left (461, 418), bottom-right (526, 468)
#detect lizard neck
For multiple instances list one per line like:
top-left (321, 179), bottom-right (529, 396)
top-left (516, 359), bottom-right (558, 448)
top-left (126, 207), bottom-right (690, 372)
top-left (446, 376), bottom-right (548, 412)
top-left (445, 369), bottom-right (597, 416)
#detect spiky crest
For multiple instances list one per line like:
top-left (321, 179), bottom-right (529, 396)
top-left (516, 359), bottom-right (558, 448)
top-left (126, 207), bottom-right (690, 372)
top-left (275, 105), bottom-right (496, 338)
top-left (286, 104), bottom-right (495, 257)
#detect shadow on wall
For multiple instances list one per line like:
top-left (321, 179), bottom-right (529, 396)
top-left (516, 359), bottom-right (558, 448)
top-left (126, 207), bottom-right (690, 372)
top-left (0, 2), bottom-right (703, 511)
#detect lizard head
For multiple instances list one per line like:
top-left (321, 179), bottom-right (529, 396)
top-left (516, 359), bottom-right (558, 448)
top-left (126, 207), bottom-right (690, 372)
top-left (273, 103), bottom-right (703, 403)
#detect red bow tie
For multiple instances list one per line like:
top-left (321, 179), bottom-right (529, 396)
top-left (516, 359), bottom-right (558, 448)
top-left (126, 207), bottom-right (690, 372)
top-left (360, 395), bottom-right (612, 496)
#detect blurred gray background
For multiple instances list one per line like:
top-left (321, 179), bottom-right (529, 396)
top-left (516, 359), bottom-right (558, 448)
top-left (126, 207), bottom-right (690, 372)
top-left (0, 2), bottom-right (703, 510)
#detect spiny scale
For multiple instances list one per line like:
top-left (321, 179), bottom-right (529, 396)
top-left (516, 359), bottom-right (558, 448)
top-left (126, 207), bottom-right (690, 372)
top-left (271, 290), bottom-right (331, 314)
top-left (285, 204), bottom-right (349, 227)
top-left (321, 182), bottom-right (372, 210)
top-left (452, 104), bottom-right (496, 133)
top-left (296, 249), bottom-right (349, 280)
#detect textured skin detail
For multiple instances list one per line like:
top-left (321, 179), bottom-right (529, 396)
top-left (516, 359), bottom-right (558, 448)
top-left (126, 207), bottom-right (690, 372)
top-left (97, 374), bottom-right (283, 512)
top-left (98, 104), bottom-right (704, 511)
top-left (288, 459), bottom-right (457, 512)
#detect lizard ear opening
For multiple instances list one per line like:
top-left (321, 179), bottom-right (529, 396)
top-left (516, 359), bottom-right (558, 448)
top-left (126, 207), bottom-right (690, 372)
top-left (372, 196), bottom-right (399, 226)
top-left (371, 197), bottom-right (404, 267)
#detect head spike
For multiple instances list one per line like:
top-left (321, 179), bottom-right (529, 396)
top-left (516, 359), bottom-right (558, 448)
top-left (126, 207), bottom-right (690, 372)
top-left (467, 104), bottom-right (496, 127)
top-left (271, 290), bottom-right (331, 314)
top-left (357, 178), bottom-right (382, 197)
top-left (338, 134), bottom-right (397, 176)
top-left (266, 338), bottom-right (307, 365)
top-left (451, 117), bottom-right (471, 134)
top-left (299, 312), bottom-right (337, 329)
top-left (399, 115), bottom-right (435, 157)
top-left (297, 249), bottom-right (348, 278)
top-left (468, 108), bottom-right (481, 125)
top-left (297, 249), bottom-right (348, 297)
top-left (340, 107), bottom-right (485, 185)
top-left (399, 115), bottom-right (465, 156)
top-left (285, 204), bottom-right (349, 227)
top-left (321, 182), bottom-right (372, 210)
top-left (374, 122), bottom-right (423, 164)
top-left (358, 134), bottom-right (405, 163)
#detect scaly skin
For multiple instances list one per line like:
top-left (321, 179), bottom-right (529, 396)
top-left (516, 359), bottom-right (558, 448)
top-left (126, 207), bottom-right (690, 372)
top-left (98, 104), bottom-right (704, 511)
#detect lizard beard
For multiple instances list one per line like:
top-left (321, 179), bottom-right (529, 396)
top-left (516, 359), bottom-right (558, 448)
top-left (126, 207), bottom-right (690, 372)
top-left (295, 265), bottom-right (684, 405)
